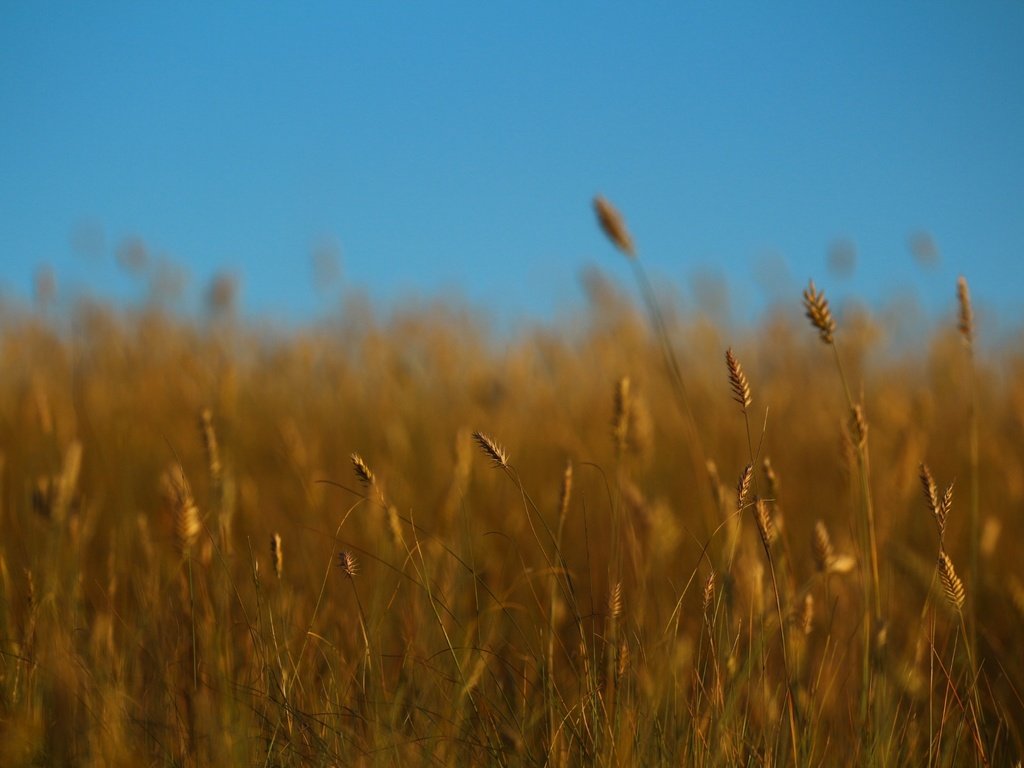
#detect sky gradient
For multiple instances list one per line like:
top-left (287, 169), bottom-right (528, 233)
top-left (2, 4), bottom-right (1023, 332)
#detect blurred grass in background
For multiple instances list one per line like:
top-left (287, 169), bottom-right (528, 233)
top-left (0, 233), bottom-right (1022, 765)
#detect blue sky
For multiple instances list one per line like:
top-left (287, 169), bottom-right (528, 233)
top-left (2, 4), bottom-right (1023, 331)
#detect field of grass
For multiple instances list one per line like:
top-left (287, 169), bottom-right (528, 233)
top-left (1, 202), bottom-right (1022, 766)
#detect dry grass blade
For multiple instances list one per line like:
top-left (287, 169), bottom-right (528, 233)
top-left (802, 280), bottom-right (836, 344)
top-left (472, 431), bottom-right (509, 469)
top-left (593, 195), bottom-right (635, 258)
top-left (725, 347), bottom-right (752, 411)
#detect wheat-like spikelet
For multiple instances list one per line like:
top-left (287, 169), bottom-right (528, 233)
top-left (920, 464), bottom-right (951, 541)
top-left (617, 637), bottom-right (630, 679)
top-left (802, 280), bottom-right (836, 344)
top-left (559, 461), bottom-right (573, 521)
top-left (612, 376), bottom-right (631, 454)
top-left (849, 404), bottom-right (868, 450)
top-left (608, 581), bottom-right (623, 621)
top-left (956, 275), bottom-right (973, 345)
top-left (725, 347), bottom-right (752, 411)
top-left (811, 520), bottom-right (855, 574)
top-left (937, 551), bottom-right (965, 613)
top-left (754, 497), bottom-right (777, 549)
top-left (199, 407), bottom-right (222, 487)
top-left (702, 571), bottom-right (716, 616)
top-left (736, 464), bottom-right (753, 511)
top-left (163, 464), bottom-right (200, 556)
top-left (386, 504), bottom-right (405, 550)
top-left (350, 453), bottom-right (375, 487)
top-left (472, 431), bottom-right (509, 469)
top-left (812, 520), bottom-right (835, 573)
top-left (593, 195), bottom-right (635, 258)
top-left (270, 533), bottom-right (283, 579)
top-left (706, 459), bottom-right (725, 512)
top-left (53, 440), bottom-right (82, 523)
top-left (799, 593), bottom-right (815, 636)
top-left (939, 483), bottom-right (953, 534)
top-left (920, 463), bottom-right (939, 518)
top-left (337, 550), bottom-right (359, 579)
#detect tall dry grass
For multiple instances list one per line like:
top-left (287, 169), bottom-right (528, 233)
top-left (0, 216), bottom-right (1021, 766)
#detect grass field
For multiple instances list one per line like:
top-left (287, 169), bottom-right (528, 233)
top-left (0, 201), bottom-right (1022, 766)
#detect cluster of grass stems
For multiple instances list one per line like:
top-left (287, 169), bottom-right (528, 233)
top-left (0, 200), bottom-right (1021, 766)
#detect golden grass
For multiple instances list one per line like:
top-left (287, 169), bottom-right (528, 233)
top-left (0, 240), bottom-right (1021, 765)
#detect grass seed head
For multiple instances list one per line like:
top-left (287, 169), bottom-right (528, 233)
top-left (937, 551), bottom-right (965, 613)
top-left (725, 347), bottom-right (752, 411)
top-left (351, 453), bottom-right (375, 487)
top-left (754, 497), bottom-right (777, 549)
top-left (593, 195), bottom-right (636, 259)
top-left (736, 464), bottom-right (753, 511)
top-left (956, 275), bottom-right (973, 345)
top-left (472, 431), bottom-right (509, 469)
top-left (802, 280), bottom-right (836, 345)
top-left (270, 533), bottom-right (283, 579)
top-left (337, 550), bottom-right (359, 579)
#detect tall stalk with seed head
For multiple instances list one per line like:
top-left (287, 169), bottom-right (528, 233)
top-left (802, 280), bottom-right (882, 736)
top-left (956, 276), bottom-right (980, 647)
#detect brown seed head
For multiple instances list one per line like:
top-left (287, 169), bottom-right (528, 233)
top-left (337, 550), bottom-right (359, 579)
top-left (593, 195), bottom-right (636, 258)
top-left (702, 571), bottom-right (716, 616)
top-left (956, 275), bottom-right (973, 345)
top-left (937, 551), bottom-right (965, 612)
top-left (812, 520), bottom-right (835, 573)
top-left (736, 464), bottom-right (753, 511)
top-left (350, 453), bottom-right (375, 487)
top-left (199, 408), bottom-right (222, 484)
top-left (612, 376), bottom-right (631, 454)
top-left (473, 431), bottom-right (509, 469)
top-left (725, 347), bottom-right (752, 411)
top-left (270, 533), bottom-right (283, 579)
top-left (754, 497), bottom-right (777, 549)
top-left (608, 581), bottom-right (623, 621)
top-left (559, 461), bottom-right (573, 521)
top-left (800, 593), bottom-right (815, 636)
top-left (802, 280), bottom-right (836, 344)
top-left (939, 482), bottom-right (953, 536)
top-left (920, 463), bottom-right (951, 541)
top-left (849, 404), bottom-right (868, 450)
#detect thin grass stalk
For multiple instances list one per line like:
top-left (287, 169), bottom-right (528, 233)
top-left (957, 276), bottom-right (980, 652)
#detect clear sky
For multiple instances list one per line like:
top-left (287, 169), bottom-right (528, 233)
top-left (2, 4), bottom-right (1023, 331)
